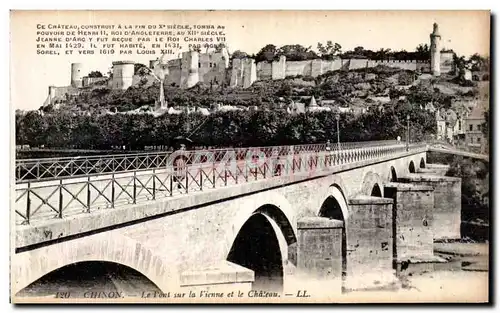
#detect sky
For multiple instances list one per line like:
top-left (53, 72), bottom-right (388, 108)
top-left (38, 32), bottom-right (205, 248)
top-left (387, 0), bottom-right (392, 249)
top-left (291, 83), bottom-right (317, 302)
top-left (10, 10), bottom-right (490, 110)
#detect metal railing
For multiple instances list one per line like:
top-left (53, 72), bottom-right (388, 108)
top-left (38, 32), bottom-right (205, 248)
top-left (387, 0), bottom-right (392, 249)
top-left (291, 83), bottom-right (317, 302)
top-left (14, 141), bottom-right (427, 225)
top-left (15, 140), bottom-right (403, 183)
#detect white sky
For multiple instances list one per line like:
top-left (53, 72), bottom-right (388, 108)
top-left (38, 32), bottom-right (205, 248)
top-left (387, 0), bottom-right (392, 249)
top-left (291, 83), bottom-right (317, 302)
top-left (10, 10), bottom-right (490, 110)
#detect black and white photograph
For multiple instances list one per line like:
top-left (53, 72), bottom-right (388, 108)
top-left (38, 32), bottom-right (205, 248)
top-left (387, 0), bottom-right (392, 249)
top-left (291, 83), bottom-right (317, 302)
top-left (9, 10), bottom-right (491, 303)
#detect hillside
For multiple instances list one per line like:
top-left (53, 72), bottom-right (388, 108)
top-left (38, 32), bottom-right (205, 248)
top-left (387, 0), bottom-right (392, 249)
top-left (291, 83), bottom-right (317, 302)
top-left (48, 65), bottom-right (480, 114)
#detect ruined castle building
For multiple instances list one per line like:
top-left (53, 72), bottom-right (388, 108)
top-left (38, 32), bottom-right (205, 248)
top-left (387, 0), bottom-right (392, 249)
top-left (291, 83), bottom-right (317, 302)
top-left (48, 86), bottom-right (56, 105)
top-left (181, 51), bottom-right (200, 89)
top-left (430, 23), bottom-right (441, 77)
top-left (112, 61), bottom-right (135, 90)
top-left (70, 63), bottom-right (84, 88)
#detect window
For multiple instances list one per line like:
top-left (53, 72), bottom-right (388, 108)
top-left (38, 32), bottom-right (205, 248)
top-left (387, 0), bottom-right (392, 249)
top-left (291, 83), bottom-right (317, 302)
top-left (209, 63), bottom-right (212, 68)
top-left (213, 63), bottom-right (216, 68)
top-left (469, 125), bottom-right (473, 131)
top-left (470, 137), bottom-right (473, 143)
top-left (477, 125), bottom-right (481, 131)
top-left (477, 137), bottom-right (481, 143)
top-left (458, 121), bottom-right (462, 130)
top-left (198, 62), bottom-right (201, 68)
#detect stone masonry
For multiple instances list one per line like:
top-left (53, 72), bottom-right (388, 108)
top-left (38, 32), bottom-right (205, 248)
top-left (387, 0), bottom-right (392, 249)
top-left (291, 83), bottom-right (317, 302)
top-left (399, 174), bottom-right (462, 240)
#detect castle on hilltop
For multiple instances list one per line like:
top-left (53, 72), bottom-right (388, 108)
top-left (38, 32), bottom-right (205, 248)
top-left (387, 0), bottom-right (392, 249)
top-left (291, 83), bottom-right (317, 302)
top-left (44, 23), bottom-right (454, 108)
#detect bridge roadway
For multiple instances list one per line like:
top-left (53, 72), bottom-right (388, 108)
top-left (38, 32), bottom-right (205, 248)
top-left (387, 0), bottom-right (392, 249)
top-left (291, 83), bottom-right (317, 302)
top-left (428, 147), bottom-right (489, 161)
top-left (15, 141), bottom-right (486, 227)
top-left (14, 141), bottom-right (417, 226)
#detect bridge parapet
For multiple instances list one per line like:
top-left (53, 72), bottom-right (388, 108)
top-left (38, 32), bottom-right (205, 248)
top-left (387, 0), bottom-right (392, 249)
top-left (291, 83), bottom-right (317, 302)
top-left (15, 140), bottom-right (408, 183)
top-left (14, 141), bottom-right (427, 226)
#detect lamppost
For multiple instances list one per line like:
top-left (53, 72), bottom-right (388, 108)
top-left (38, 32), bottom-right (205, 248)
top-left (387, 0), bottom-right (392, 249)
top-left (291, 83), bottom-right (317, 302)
top-left (336, 113), bottom-right (341, 152)
top-left (406, 114), bottom-right (410, 151)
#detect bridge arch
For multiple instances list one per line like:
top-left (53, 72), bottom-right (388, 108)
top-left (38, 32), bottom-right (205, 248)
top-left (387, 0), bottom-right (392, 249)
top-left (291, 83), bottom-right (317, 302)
top-left (360, 171), bottom-right (384, 197)
top-left (227, 203), bottom-right (296, 292)
top-left (16, 261), bottom-right (161, 298)
top-left (318, 184), bottom-right (350, 221)
top-left (408, 160), bottom-right (416, 173)
top-left (317, 184), bottom-right (350, 280)
top-left (389, 166), bottom-right (398, 182)
top-left (420, 157), bottom-right (426, 169)
top-left (228, 191), bottom-right (296, 250)
top-left (13, 233), bottom-right (173, 295)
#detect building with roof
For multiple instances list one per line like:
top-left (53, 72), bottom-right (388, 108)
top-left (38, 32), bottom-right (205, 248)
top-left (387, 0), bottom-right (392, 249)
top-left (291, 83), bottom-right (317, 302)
top-left (465, 105), bottom-right (488, 154)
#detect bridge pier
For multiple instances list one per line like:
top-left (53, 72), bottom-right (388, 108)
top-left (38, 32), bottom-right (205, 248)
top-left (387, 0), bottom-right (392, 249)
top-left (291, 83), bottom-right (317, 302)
top-left (179, 262), bottom-right (254, 295)
top-left (399, 174), bottom-right (461, 240)
top-left (420, 163), bottom-right (450, 176)
top-left (344, 196), bottom-right (397, 291)
top-left (383, 183), bottom-right (445, 271)
top-left (296, 217), bottom-right (343, 294)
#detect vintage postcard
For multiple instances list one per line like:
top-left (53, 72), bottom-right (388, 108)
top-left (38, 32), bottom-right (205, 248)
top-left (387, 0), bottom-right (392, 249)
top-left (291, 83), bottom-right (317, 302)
top-left (10, 10), bottom-right (490, 304)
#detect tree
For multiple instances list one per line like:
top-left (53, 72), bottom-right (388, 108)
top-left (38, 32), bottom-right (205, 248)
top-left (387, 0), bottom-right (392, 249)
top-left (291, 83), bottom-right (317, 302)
top-left (255, 44), bottom-right (278, 62)
top-left (469, 53), bottom-right (489, 72)
top-left (415, 44), bottom-right (430, 61)
top-left (453, 54), bottom-right (468, 79)
top-left (277, 44), bottom-right (318, 61)
top-left (134, 63), bottom-right (148, 75)
top-left (231, 50), bottom-right (250, 60)
top-left (481, 110), bottom-right (489, 137)
top-left (214, 43), bottom-right (226, 53)
top-left (88, 71), bottom-right (103, 78)
top-left (374, 48), bottom-right (391, 60)
top-left (354, 46), bottom-right (365, 55)
top-left (317, 41), bottom-right (342, 60)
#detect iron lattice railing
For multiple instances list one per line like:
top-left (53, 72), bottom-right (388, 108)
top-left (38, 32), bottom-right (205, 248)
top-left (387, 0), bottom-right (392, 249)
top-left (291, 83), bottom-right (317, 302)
top-left (14, 141), bottom-right (427, 225)
top-left (15, 140), bottom-right (403, 183)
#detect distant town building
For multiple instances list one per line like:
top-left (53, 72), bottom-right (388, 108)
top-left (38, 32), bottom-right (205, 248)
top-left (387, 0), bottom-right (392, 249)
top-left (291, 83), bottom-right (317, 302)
top-left (465, 105), bottom-right (487, 154)
top-left (435, 99), bottom-right (488, 154)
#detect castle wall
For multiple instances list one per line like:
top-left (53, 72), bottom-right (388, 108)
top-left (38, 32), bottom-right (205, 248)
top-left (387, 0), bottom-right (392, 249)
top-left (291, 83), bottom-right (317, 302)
top-left (198, 52), bottom-right (228, 85)
top-left (366, 60), bottom-right (377, 68)
top-left (285, 60), bottom-right (312, 77)
top-left (165, 66), bottom-right (181, 86)
top-left (47, 86), bottom-right (80, 105)
top-left (372, 60), bottom-right (418, 71)
top-left (272, 55), bottom-right (286, 80)
top-left (229, 58), bottom-right (243, 88)
top-left (311, 59), bottom-right (323, 77)
top-left (416, 61), bottom-right (431, 73)
top-left (163, 59), bottom-right (182, 86)
top-left (82, 77), bottom-right (108, 87)
top-left (321, 59), bottom-right (343, 73)
top-left (349, 59), bottom-right (369, 70)
top-left (256, 62), bottom-right (272, 80)
top-left (440, 52), bottom-right (454, 74)
top-left (230, 58), bottom-right (256, 88)
top-left (243, 59), bottom-right (257, 88)
top-left (180, 51), bottom-right (199, 89)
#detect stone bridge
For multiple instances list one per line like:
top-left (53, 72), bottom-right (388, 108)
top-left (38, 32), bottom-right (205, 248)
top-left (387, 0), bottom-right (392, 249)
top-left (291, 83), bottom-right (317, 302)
top-left (12, 141), bottom-right (463, 298)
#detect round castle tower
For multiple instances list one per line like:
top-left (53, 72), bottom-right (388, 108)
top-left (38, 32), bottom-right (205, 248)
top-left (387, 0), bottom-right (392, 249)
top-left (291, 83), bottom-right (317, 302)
top-left (70, 63), bottom-right (84, 88)
top-left (112, 61), bottom-right (135, 90)
top-left (430, 23), bottom-right (441, 77)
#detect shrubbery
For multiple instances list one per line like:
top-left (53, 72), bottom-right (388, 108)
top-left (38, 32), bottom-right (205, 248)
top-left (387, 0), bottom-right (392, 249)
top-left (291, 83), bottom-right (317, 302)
top-left (16, 106), bottom-right (436, 150)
